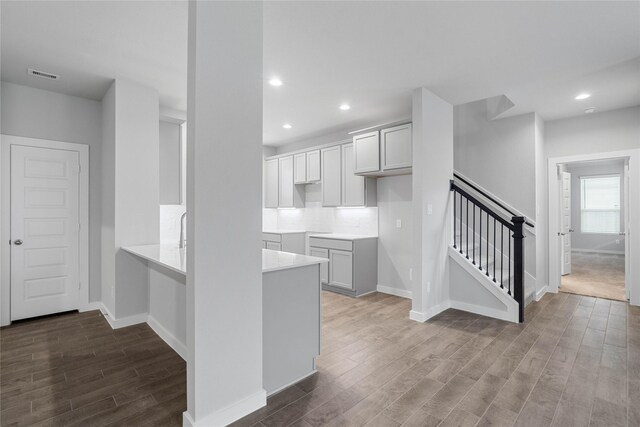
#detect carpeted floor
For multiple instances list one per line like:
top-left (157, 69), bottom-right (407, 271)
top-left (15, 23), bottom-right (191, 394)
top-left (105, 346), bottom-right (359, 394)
top-left (560, 252), bottom-right (626, 301)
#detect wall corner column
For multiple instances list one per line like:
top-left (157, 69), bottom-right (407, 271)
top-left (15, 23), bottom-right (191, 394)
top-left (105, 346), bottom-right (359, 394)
top-left (411, 87), bottom-right (454, 322)
top-left (185, 1), bottom-right (265, 426)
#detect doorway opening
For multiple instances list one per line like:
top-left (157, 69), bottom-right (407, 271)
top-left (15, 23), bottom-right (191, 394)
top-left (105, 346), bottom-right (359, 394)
top-left (556, 157), bottom-right (628, 301)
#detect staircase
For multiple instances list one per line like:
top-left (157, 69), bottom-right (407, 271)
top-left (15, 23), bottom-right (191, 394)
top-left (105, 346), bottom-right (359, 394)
top-left (449, 177), bottom-right (529, 323)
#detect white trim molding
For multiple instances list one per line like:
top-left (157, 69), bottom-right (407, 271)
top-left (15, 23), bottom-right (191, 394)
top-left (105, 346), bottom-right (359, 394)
top-left (536, 285), bottom-right (549, 301)
top-left (377, 285), bottom-right (412, 299)
top-left (1, 134), bottom-right (90, 326)
top-left (184, 389), bottom-right (266, 427)
top-left (147, 315), bottom-right (187, 360)
top-left (99, 303), bottom-right (147, 329)
top-left (409, 301), bottom-right (450, 323)
top-left (449, 300), bottom-right (515, 323)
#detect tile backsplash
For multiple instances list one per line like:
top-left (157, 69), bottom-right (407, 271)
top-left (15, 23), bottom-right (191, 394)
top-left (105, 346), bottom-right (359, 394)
top-left (263, 183), bottom-right (378, 235)
top-left (160, 205), bottom-right (186, 244)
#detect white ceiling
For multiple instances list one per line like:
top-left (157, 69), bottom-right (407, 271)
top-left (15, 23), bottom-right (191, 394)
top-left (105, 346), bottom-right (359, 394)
top-left (2, 1), bottom-right (639, 147)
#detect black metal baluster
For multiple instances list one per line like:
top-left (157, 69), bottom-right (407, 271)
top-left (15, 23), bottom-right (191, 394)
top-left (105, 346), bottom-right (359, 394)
top-left (453, 189), bottom-right (457, 249)
top-left (466, 199), bottom-right (469, 259)
top-left (479, 211), bottom-right (482, 270)
top-left (459, 193), bottom-right (463, 254)
top-left (493, 218), bottom-right (497, 282)
top-left (486, 213), bottom-right (490, 277)
top-left (508, 235), bottom-right (511, 295)
top-left (472, 204), bottom-right (476, 265)
top-left (500, 225), bottom-right (504, 289)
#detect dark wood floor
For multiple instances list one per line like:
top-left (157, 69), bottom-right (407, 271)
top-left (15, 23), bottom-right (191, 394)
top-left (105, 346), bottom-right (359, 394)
top-left (233, 291), bottom-right (639, 427)
top-left (0, 310), bottom-right (186, 426)
top-left (2, 292), bottom-right (638, 427)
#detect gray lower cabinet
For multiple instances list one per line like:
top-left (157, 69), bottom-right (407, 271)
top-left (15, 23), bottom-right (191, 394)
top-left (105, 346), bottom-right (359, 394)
top-left (263, 232), bottom-right (306, 254)
top-left (309, 247), bottom-right (329, 284)
top-left (265, 241), bottom-right (282, 251)
top-left (309, 236), bottom-right (377, 297)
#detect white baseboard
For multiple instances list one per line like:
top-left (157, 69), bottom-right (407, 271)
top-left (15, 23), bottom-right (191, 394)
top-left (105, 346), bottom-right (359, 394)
top-left (99, 303), bottom-right (147, 329)
top-left (450, 300), bottom-right (518, 323)
top-left (78, 301), bottom-right (101, 312)
top-left (147, 315), bottom-right (187, 361)
top-left (267, 370), bottom-right (316, 397)
top-left (536, 285), bottom-right (548, 301)
top-left (410, 301), bottom-right (450, 323)
top-left (572, 248), bottom-right (624, 255)
top-left (377, 285), bottom-right (412, 299)
top-left (188, 389), bottom-right (266, 427)
top-left (183, 411), bottom-right (195, 427)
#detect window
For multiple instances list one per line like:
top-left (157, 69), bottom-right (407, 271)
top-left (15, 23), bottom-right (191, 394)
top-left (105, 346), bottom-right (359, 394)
top-left (580, 175), bottom-right (620, 234)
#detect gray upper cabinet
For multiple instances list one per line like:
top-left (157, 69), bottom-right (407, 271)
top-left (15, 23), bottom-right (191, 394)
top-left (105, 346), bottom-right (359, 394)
top-left (306, 150), bottom-right (321, 182)
top-left (321, 146), bottom-right (341, 207)
top-left (264, 158), bottom-right (279, 208)
top-left (278, 156), bottom-right (304, 208)
top-left (159, 120), bottom-right (182, 205)
top-left (341, 143), bottom-right (365, 207)
top-left (293, 153), bottom-right (307, 184)
top-left (382, 124), bottom-right (412, 170)
top-left (353, 123), bottom-right (412, 176)
top-left (353, 131), bottom-right (380, 174)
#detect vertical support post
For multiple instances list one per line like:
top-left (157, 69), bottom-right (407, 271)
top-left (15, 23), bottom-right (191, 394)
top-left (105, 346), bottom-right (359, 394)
top-left (512, 216), bottom-right (526, 323)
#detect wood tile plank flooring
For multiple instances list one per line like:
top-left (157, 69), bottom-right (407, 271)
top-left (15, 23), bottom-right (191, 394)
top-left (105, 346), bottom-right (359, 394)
top-left (234, 291), bottom-right (639, 427)
top-left (0, 310), bottom-right (186, 426)
top-left (2, 290), bottom-right (638, 427)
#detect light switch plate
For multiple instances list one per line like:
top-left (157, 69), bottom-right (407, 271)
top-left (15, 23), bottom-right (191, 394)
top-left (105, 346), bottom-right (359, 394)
top-left (396, 219), bottom-right (402, 228)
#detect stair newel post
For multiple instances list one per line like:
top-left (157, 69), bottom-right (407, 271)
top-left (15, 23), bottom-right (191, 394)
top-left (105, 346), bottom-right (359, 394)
top-left (512, 216), bottom-right (526, 323)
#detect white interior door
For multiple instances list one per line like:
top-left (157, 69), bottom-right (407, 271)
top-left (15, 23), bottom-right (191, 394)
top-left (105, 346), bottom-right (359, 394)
top-left (561, 171), bottom-right (572, 276)
top-left (624, 163), bottom-right (630, 300)
top-left (11, 145), bottom-right (80, 320)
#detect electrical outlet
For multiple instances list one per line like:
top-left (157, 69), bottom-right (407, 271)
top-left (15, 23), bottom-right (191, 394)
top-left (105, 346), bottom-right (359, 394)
top-left (396, 219), bottom-right (402, 228)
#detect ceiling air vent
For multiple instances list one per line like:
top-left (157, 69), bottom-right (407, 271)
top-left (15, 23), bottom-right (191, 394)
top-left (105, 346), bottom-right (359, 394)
top-left (27, 68), bottom-right (59, 80)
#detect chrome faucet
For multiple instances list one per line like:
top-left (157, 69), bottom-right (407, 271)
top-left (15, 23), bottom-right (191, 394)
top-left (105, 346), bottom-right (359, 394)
top-left (179, 212), bottom-right (187, 249)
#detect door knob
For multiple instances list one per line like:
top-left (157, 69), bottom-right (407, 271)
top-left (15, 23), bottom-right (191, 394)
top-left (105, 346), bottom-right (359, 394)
top-left (13, 239), bottom-right (23, 245)
top-left (569, 229), bottom-right (575, 233)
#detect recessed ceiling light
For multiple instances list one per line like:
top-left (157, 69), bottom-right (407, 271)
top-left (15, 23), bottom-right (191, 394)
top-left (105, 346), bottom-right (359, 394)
top-left (269, 78), bottom-right (283, 87)
top-left (575, 93), bottom-right (591, 100)
top-left (339, 104), bottom-right (351, 111)
top-left (282, 123), bottom-right (292, 129)
top-left (584, 107), bottom-right (596, 114)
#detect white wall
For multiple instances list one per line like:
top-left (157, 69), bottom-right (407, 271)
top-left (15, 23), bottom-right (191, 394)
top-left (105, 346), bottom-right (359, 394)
top-left (377, 175), bottom-right (413, 295)
top-left (101, 79), bottom-right (160, 319)
top-left (566, 160), bottom-right (626, 253)
top-left (0, 81), bottom-right (103, 302)
top-left (454, 99), bottom-right (536, 219)
top-left (546, 106), bottom-right (640, 158)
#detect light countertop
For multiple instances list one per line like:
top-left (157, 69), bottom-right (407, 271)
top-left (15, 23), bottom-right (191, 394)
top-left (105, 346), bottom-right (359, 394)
top-left (308, 233), bottom-right (378, 241)
top-left (122, 244), bottom-right (327, 276)
top-left (263, 230), bottom-right (307, 234)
